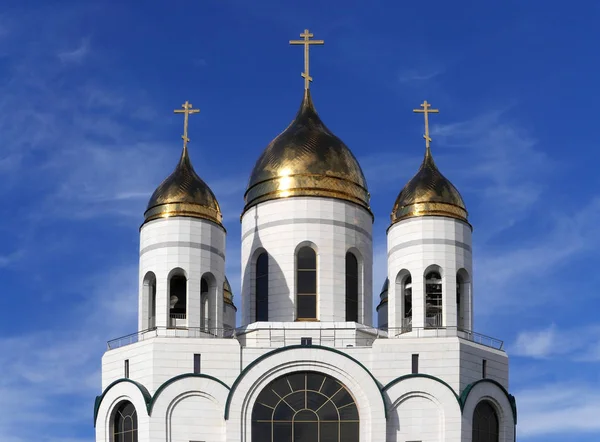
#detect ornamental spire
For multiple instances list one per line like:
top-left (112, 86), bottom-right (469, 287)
top-left (413, 100), bottom-right (439, 154)
top-left (289, 28), bottom-right (324, 90)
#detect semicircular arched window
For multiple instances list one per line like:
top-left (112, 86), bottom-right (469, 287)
top-left (112, 400), bottom-right (138, 442)
top-left (252, 371), bottom-right (359, 442)
top-left (472, 400), bottom-right (499, 442)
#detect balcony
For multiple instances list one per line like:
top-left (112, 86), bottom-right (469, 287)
top-left (107, 323), bottom-right (503, 352)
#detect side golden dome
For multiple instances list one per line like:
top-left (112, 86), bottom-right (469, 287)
top-left (391, 147), bottom-right (468, 225)
top-left (243, 90), bottom-right (371, 216)
top-left (223, 277), bottom-right (235, 306)
top-left (144, 147), bottom-right (223, 227)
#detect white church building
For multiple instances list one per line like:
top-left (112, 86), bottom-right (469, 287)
top-left (94, 31), bottom-right (516, 442)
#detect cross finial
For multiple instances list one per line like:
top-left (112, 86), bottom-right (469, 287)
top-left (174, 101), bottom-right (200, 151)
top-left (413, 100), bottom-right (440, 152)
top-left (290, 28), bottom-right (324, 90)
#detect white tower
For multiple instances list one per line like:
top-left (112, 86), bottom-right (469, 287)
top-left (385, 100), bottom-right (473, 334)
top-left (239, 88), bottom-right (374, 325)
top-left (139, 101), bottom-right (234, 335)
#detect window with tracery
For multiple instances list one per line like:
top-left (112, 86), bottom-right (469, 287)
top-left (112, 400), bottom-right (138, 442)
top-left (296, 247), bottom-right (317, 320)
top-left (472, 400), bottom-right (499, 442)
top-left (252, 372), bottom-right (359, 442)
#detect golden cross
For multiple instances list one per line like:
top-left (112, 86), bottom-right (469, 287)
top-left (413, 100), bottom-right (439, 151)
top-left (290, 29), bottom-right (324, 90)
top-left (174, 101), bottom-right (200, 150)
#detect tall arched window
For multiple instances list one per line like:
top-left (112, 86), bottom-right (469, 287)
top-left (472, 400), bottom-right (499, 442)
top-left (457, 269), bottom-right (470, 330)
top-left (345, 252), bottom-right (359, 322)
top-left (297, 247), bottom-right (317, 320)
top-left (256, 252), bottom-right (269, 321)
top-left (200, 277), bottom-right (209, 331)
top-left (252, 372), bottom-right (359, 442)
top-left (143, 272), bottom-right (156, 329)
top-left (403, 274), bottom-right (412, 331)
top-left (425, 270), bottom-right (443, 328)
top-left (169, 272), bottom-right (187, 327)
top-left (112, 401), bottom-right (138, 442)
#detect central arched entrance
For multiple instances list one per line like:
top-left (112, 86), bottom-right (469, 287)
top-left (251, 371), bottom-right (359, 442)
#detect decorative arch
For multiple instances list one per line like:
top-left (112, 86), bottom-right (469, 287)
top-left (456, 268), bottom-right (471, 330)
top-left (252, 371), bottom-right (359, 442)
top-left (395, 269), bottom-right (412, 332)
top-left (295, 242), bottom-right (318, 321)
top-left (424, 264), bottom-right (443, 328)
top-left (224, 345), bottom-right (386, 442)
top-left (167, 267), bottom-right (188, 328)
top-left (142, 271), bottom-right (156, 329)
top-left (345, 250), bottom-right (359, 322)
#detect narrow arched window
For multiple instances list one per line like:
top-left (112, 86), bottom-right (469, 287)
top-left (169, 273), bottom-right (187, 327)
top-left (143, 272), bottom-right (156, 329)
top-left (472, 400), bottom-right (499, 442)
top-left (256, 252), bottom-right (269, 321)
top-left (200, 277), bottom-right (209, 331)
top-left (456, 275), bottom-right (463, 329)
top-left (425, 271), bottom-right (442, 328)
top-left (403, 275), bottom-right (412, 330)
top-left (113, 401), bottom-right (138, 442)
top-left (297, 247), bottom-right (317, 320)
top-left (345, 252), bottom-right (359, 322)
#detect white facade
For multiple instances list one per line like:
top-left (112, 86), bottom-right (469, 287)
top-left (240, 197), bottom-right (373, 325)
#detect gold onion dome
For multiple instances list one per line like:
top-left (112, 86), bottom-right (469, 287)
top-left (144, 146), bottom-right (223, 227)
top-left (223, 277), bottom-right (235, 306)
top-left (243, 90), bottom-right (371, 215)
top-left (390, 146), bottom-right (468, 225)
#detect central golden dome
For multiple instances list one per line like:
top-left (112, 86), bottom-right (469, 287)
top-left (243, 90), bottom-right (371, 215)
top-left (390, 147), bottom-right (468, 226)
top-left (144, 147), bottom-right (223, 227)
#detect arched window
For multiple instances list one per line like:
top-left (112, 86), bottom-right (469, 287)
top-left (457, 269), bottom-right (470, 330)
top-left (200, 277), bottom-right (209, 331)
top-left (256, 252), bottom-right (269, 321)
top-left (296, 247), bottom-right (317, 320)
top-left (403, 274), bottom-right (412, 331)
top-left (252, 372), bottom-right (359, 442)
top-left (143, 272), bottom-right (156, 329)
top-left (425, 271), bottom-right (443, 328)
top-left (345, 252), bottom-right (359, 322)
top-left (169, 272), bottom-right (187, 327)
top-left (472, 400), bottom-right (499, 442)
top-left (112, 401), bottom-right (138, 442)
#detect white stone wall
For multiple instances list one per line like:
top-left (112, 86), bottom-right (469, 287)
top-left (387, 216), bottom-right (473, 332)
top-left (139, 217), bottom-right (226, 332)
top-left (240, 197), bottom-right (373, 325)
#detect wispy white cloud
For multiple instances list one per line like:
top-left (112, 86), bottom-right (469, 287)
top-left (58, 38), bottom-right (90, 63)
top-left (516, 382), bottom-right (600, 437)
top-left (512, 323), bottom-right (600, 361)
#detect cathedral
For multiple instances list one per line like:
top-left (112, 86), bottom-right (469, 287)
top-left (94, 30), bottom-right (516, 442)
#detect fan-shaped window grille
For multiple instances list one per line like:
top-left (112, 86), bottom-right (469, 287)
top-left (112, 401), bottom-right (137, 442)
top-left (252, 372), bottom-right (359, 442)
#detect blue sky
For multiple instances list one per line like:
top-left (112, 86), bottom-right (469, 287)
top-left (0, 1), bottom-right (599, 440)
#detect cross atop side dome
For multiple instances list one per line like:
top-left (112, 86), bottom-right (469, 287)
top-left (390, 101), bottom-right (468, 226)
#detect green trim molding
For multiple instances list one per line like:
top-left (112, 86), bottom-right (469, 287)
top-left (93, 374), bottom-right (230, 427)
top-left (223, 345), bottom-right (387, 420)
top-left (460, 378), bottom-right (517, 424)
top-left (94, 379), bottom-right (151, 427)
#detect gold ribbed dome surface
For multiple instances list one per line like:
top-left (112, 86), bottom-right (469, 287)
top-left (223, 277), bottom-right (234, 306)
top-left (243, 90), bottom-right (371, 215)
top-left (144, 147), bottom-right (223, 227)
top-left (391, 148), bottom-right (468, 225)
